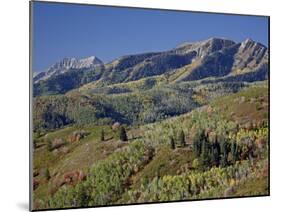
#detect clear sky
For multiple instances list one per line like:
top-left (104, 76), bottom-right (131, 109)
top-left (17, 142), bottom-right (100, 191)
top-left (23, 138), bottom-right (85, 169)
top-left (32, 2), bottom-right (269, 71)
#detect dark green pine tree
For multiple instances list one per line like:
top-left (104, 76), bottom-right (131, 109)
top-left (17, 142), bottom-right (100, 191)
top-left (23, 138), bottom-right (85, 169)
top-left (211, 136), bottom-right (221, 167)
top-left (179, 130), bottom-right (186, 147)
top-left (193, 130), bottom-right (204, 157)
top-left (119, 126), bottom-right (128, 142)
top-left (230, 141), bottom-right (239, 163)
top-left (193, 138), bottom-right (200, 157)
top-left (200, 138), bottom-right (211, 169)
top-left (100, 129), bottom-right (105, 141)
top-left (170, 136), bottom-right (176, 150)
top-left (220, 139), bottom-right (228, 167)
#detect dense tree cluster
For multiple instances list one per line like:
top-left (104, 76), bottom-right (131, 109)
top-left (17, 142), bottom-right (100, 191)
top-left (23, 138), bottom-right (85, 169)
top-left (33, 86), bottom-right (197, 133)
top-left (193, 130), bottom-right (250, 170)
top-left (126, 160), bottom-right (263, 203)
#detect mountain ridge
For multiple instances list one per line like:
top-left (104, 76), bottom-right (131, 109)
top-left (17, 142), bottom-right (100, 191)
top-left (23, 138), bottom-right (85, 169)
top-left (34, 56), bottom-right (103, 83)
top-left (33, 37), bottom-right (268, 97)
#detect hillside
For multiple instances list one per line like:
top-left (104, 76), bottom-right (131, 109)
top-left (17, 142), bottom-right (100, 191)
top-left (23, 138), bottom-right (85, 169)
top-left (32, 83), bottom-right (269, 209)
top-left (32, 37), bottom-right (269, 210)
top-left (33, 38), bottom-right (268, 97)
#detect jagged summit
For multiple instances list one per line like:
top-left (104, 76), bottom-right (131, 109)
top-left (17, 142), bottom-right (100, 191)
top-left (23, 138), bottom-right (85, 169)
top-left (175, 37), bottom-right (236, 58)
top-left (177, 37), bottom-right (235, 48)
top-left (34, 56), bottom-right (103, 83)
top-left (232, 38), bottom-right (268, 71)
top-left (33, 37), bottom-right (268, 96)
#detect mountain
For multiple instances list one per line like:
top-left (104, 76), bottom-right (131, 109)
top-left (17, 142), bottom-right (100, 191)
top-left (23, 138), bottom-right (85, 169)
top-left (33, 38), bottom-right (268, 96)
top-left (34, 56), bottom-right (103, 83)
top-left (95, 38), bottom-right (236, 86)
top-left (174, 37), bottom-right (236, 57)
top-left (93, 37), bottom-right (268, 86)
top-left (173, 38), bottom-right (268, 82)
top-left (32, 38), bottom-right (269, 210)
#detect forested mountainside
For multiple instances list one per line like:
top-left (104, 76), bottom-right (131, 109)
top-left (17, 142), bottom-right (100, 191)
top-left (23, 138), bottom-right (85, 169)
top-left (32, 37), bottom-right (269, 210)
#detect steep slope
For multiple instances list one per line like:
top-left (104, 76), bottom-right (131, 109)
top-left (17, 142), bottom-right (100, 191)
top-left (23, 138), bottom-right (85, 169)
top-left (173, 38), bottom-right (268, 82)
top-left (232, 38), bottom-right (268, 73)
top-left (174, 37), bottom-right (235, 57)
top-left (96, 38), bottom-right (235, 86)
top-left (88, 37), bottom-right (268, 87)
top-left (33, 66), bottom-right (105, 96)
top-left (33, 37), bottom-right (268, 97)
top-left (34, 56), bottom-right (103, 83)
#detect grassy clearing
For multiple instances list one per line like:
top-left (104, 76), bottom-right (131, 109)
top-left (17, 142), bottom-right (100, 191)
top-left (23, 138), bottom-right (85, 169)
top-left (211, 85), bottom-right (268, 124)
top-left (130, 146), bottom-right (195, 189)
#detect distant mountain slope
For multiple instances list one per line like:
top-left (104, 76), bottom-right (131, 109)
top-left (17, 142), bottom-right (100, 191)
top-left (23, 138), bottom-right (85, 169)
top-left (170, 38), bottom-right (268, 82)
top-left (33, 37), bottom-right (268, 96)
top-left (96, 38), bottom-right (237, 86)
top-left (34, 56), bottom-right (103, 83)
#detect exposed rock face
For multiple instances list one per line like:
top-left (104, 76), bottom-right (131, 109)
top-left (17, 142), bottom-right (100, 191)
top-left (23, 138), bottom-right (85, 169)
top-left (34, 56), bottom-right (103, 83)
top-left (176, 38), bottom-right (268, 82)
top-left (232, 38), bottom-right (268, 71)
top-left (175, 37), bottom-right (236, 58)
top-left (33, 37), bottom-right (268, 96)
top-left (102, 37), bottom-right (268, 84)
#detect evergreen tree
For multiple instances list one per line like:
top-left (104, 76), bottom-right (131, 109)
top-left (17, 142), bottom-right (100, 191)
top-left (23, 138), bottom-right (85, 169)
top-left (200, 138), bottom-right (211, 169)
top-left (119, 126), bottom-right (128, 141)
top-left (230, 141), bottom-right (239, 163)
top-left (193, 130), bottom-right (204, 157)
top-left (170, 136), bottom-right (175, 150)
top-left (220, 139), bottom-right (228, 167)
top-left (100, 129), bottom-right (105, 141)
top-left (193, 138), bottom-right (200, 157)
top-left (179, 130), bottom-right (185, 147)
top-left (210, 136), bottom-right (220, 166)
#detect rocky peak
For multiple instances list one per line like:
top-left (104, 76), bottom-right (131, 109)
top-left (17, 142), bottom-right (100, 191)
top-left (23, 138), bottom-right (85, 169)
top-left (176, 37), bottom-right (236, 58)
top-left (50, 56), bottom-right (103, 70)
top-left (34, 56), bottom-right (103, 83)
top-left (233, 38), bottom-right (268, 70)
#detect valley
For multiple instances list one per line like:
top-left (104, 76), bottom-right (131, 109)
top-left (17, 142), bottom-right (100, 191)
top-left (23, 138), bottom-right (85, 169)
top-left (32, 38), bottom-right (269, 210)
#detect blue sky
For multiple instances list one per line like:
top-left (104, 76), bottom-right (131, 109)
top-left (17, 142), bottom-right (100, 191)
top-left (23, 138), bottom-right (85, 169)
top-left (32, 2), bottom-right (269, 71)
